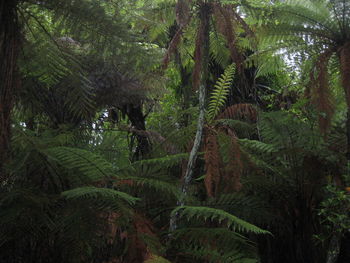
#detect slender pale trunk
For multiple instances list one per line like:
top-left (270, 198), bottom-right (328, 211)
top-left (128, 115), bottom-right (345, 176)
top-left (0, 0), bottom-right (21, 180)
top-left (169, 3), bottom-right (211, 231)
top-left (326, 232), bottom-right (341, 263)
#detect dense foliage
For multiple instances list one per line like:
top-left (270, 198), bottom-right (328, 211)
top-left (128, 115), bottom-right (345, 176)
top-left (0, 0), bottom-right (349, 262)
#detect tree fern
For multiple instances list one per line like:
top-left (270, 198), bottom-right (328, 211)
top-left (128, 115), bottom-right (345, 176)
top-left (207, 64), bottom-right (235, 122)
top-left (21, 30), bottom-right (96, 124)
top-left (251, 0), bottom-right (350, 138)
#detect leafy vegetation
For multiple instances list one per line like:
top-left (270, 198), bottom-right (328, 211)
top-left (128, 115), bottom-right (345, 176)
top-left (0, 0), bottom-right (350, 262)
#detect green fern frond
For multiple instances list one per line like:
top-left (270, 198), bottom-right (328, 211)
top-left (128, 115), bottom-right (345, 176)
top-left (144, 255), bottom-right (172, 263)
top-left (171, 206), bottom-right (269, 234)
top-left (254, 0), bottom-right (341, 56)
top-left (172, 227), bottom-right (252, 249)
top-left (247, 53), bottom-right (286, 78)
top-left (239, 139), bottom-right (277, 154)
top-left (207, 64), bottom-right (235, 122)
top-left (21, 37), bottom-right (95, 123)
top-left (117, 176), bottom-right (181, 200)
top-left (130, 153), bottom-right (189, 169)
top-left (62, 186), bottom-right (139, 206)
top-left (46, 147), bottom-right (115, 182)
top-left (258, 111), bottom-right (325, 153)
top-left (171, 243), bottom-right (257, 263)
top-left (210, 31), bottom-right (231, 67)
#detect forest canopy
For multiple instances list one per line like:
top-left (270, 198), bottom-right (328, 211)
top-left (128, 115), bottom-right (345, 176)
top-left (0, 0), bottom-right (350, 262)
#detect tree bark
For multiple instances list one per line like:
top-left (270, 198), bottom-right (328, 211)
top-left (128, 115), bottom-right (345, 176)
top-left (169, 2), bottom-right (211, 231)
top-left (0, 0), bottom-right (21, 180)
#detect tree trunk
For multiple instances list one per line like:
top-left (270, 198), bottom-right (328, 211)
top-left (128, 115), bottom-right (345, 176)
top-left (327, 232), bottom-right (341, 263)
top-left (337, 232), bottom-right (350, 263)
top-left (124, 104), bottom-right (150, 161)
top-left (169, 2), bottom-right (211, 231)
top-left (0, 0), bottom-right (21, 180)
top-left (334, 42), bottom-right (350, 262)
top-left (339, 43), bottom-right (350, 160)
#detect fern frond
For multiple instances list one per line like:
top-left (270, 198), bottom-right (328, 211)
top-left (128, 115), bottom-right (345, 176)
top-left (45, 147), bottom-right (114, 182)
top-left (207, 64), bottom-right (235, 122)
top-left (210, 31), bottom-right (230, 67)
top-left (217, 131), bottom-right (243, 192)
top-left (116, 176), bottom-right (181, 200)
top-left (130, 153), bottom-right (189, 169)
top-left (171, 242), bottom-right (257, 263)
top-left (239, 139), bottom-right (277, 154)
top-left (171, 206), bottom-right (269, 234)
top-left (62, 186), bottom-right (139, 206)
top-left (144, 254), bottom-right (171, 263)
top-left (247, 53), bottom-right (286, 78)
top-left (20, 36), bottom-right (95, 124)
top-left (172, 227), bottom-right (253, 249)
top-left (217, 103), bottom-right (257, 122)
top-left (204, 129), bottom-right (222, 197)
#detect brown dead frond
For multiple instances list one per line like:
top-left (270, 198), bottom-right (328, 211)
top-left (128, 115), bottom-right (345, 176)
top-left (204, 127), bottom-right (222, 197)
top-left (218, 126), bottom-right (243, 192)
top-left (192, 3), bottom-right (211, 91)
top-left (204, 125), bottom-right (243, 197)
top-left (217, 103), bottom-right (258, 122)
top-left (213, 4), bottom-right (245, 73)
top-left (162, 25), bottom-right (186, 70)
top-left (162, 0), bottom-right (192, 69)
top-left (192, 19), bottom-right (205, 91)
top-left (203, 104), bottom-right (255, 196)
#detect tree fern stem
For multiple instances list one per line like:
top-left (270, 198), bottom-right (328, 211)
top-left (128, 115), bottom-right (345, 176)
top-left (169, 2), bottom-right (211, 232)
top-left (339, 42), bottom-right (350, 160)
top-left (0, 0), bottom-right (21, 181)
